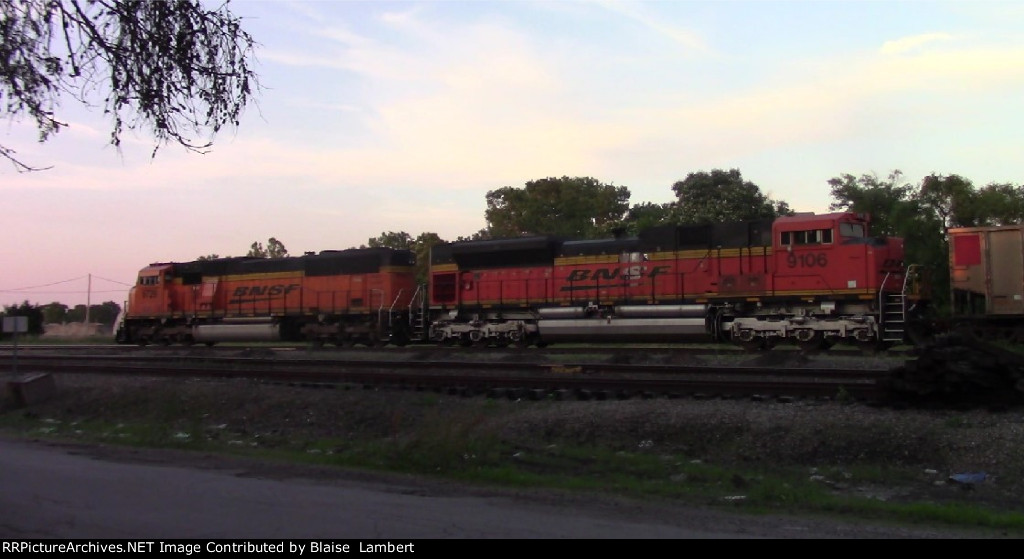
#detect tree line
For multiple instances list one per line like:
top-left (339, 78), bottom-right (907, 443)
top-left (1, 301), bottom-right (122, 338)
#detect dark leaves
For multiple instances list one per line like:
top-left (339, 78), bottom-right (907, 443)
top-left (0, 0), bottom-right (260, 170)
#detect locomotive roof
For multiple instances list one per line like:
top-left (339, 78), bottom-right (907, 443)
top-left (160, 247), bottom-right (414, 277)
top-left (432, 236), bottom-right (562, 268)
top-left (773, 211), bottom-right (867, 226)
top-left (558, 237), bottom-right (640, 257)
top-left (637, 218), bottom-right (773, 251)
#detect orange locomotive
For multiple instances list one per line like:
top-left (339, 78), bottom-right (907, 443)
top-left (425, 211), bottom-right (918, 350)
top-left (115, 248), bottom-right (417, 346)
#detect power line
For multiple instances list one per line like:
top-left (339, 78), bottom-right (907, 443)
top-left (0, 275), bottom-right (133, 293)
top-left (91, 275), bottom-right (134, 287)
top-left (0, 276), bottom-right (88, 291)
top-left (1, 274), bottom-right (133, 303)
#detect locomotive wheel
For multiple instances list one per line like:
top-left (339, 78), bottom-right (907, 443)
top-left (796, 338), bottom-right (828, 354)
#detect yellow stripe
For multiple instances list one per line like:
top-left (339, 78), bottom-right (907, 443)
top-left (556, 255), bottom-right (620, 265)
top-left (431, 264), bottom-right (459, 272)
top-left (219, 271), bottom-right (304, 281)
top-left (647, 247), bottom-right (774, 260)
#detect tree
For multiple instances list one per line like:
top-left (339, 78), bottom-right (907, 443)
top-left (366, 231), bottom-right (414, 250)
top-left (247, 237), bottom-right (287, 258)
top-left (975, 183), bottom-right (1024, 226)
top-left (1, 301), bottom-right (45, 337)
top-left (616, 201), bottom-right (674, 235)
top-left (1, 0), bottom-right (259, 172)
top-left (367, 231), bottom-right (447, 284)
top-left (828, 170), bottom-right (948, 313)
top-left (827, 170), bottom-right (920, 238)
top-left (669, 169), bottom-right (791, 224)
top-left (65, 301), bottom-right (120, 326)
top-left (916, 174), bottom-right (979, 229)
top-left (485, 176), bottom-right (630, 239)
top-left (41, 302), bottom-right (69, 324)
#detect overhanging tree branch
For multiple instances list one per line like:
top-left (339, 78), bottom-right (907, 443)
top-left (0, 0), bottom-right (260, 172)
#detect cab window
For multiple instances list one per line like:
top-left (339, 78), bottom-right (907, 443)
top-left (839, 222), bottom-right (865, 238)
top-left (139, 275), bottom-right (160, 286)
top-left (780, 228), bottom-right (833, 246)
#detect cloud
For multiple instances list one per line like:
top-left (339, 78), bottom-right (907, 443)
top-left (880, 33), bottom-right (955, 55)
top-left (595, 0), bottom-right (709, 53)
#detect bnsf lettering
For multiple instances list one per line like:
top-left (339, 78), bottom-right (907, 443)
top-left (566, 265), bottom-right (669, 282)
top-left (232, 284), bottom-right (300, 297)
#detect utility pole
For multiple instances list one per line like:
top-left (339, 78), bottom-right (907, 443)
top-left (85, 273), bottom-right (91, 324)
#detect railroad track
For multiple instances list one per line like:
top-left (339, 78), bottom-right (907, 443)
top-left (0, 351), bottom-right (896, 403)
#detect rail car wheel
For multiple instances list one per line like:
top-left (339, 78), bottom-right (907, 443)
top-left (732, 328), bottom-right (766, 352)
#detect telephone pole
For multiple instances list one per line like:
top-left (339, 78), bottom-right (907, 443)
top-left (85, 273), bottom-right (91, 324)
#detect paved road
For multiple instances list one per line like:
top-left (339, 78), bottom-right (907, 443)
top-left (1, 437), bottom-right (980, 540)
top-left (0, 437), bottom-right (769, 539)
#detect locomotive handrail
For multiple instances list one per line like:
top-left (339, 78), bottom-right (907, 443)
top-left (388, 289), bottom-right (405, 313)
top-left (903, 264), bottom-right (921, 296)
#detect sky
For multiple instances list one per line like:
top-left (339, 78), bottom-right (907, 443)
top-left (2, 0), bottom-right (1023, 309)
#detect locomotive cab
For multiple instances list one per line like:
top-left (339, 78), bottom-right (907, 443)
top-left (130, 264), bottom-right (174, 316)
top-left (728, 212), bottom-right (912, 350)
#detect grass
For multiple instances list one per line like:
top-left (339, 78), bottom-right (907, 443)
top-left (3, 396), bottom-right (1024, 536)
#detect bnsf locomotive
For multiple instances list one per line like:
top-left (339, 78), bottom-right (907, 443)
top-left (114, 248), bottom-right (418, 347)
top-left (115, 211), bottom-right (920, 350)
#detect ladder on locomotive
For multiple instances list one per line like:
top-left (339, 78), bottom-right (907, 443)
top-left (407, 284), bottom-right (429, 342)
top-left (384, 285), bottom-right (428, 344)
top-left (879, 265), bottom-right (920, 344)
